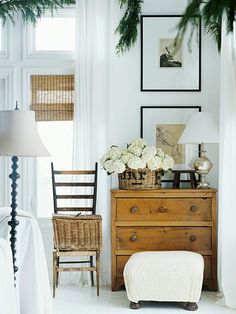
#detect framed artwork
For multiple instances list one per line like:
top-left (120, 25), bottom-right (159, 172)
top-left (141, 15), bottom-right (201, 92)
top-left (140, 106), bottom-right (201, 170)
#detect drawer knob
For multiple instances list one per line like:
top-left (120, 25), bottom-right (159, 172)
top-left (190, 235), bottom-right (197, 242)
top-left (190, 205), bottom-right (198, 212)
top-left (130, 235), bottom-right (137, 242)
top-left (158, 206), bottom-right (168, 213)
top-left (130, 207), bottom-right (138, 213)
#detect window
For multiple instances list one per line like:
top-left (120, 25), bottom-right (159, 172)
top-left (36, 121), bottom-right (74, 217)
top-left (31, 74), bottom-right (75, 217)
top-left (25, 9), bottom-right (76, 57)
top-left (35, 17), bottom-right (75, 51)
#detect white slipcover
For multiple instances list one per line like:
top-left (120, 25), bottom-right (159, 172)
top-left (0, 238), bottom-right (18, 314)
top-left (124, 251), bottom-right (204, 303)
top-left (0, 208), bottom-right (52, 314)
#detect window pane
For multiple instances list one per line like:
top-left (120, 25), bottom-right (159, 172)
top-left (37, 121), bottom-right (74, 217)
top-left (35, 17), bottom-right (75, 51)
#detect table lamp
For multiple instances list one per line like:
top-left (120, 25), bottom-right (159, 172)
top-left (178, 112), bottom-right (219, 189)
top-left (0, 108), bottom-right (50, 277)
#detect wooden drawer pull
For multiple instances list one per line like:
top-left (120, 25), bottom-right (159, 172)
top-left (190, 205), bottom-right (198, 212)
top-left (130, 207), bottom-right (138, 213)
top-left (158, 206), bottom-right (168, 213)
top-left (130, 235), bottom-right (137, 242)
top-left (190, 235), bottom-right (197, 242)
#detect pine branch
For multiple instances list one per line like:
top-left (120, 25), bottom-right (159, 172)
top-left (115, 0), bottom-right (143, 55)
top-left (0, 0), bottom-right (75, 24)
top-left (177, 0), bottom-right (236, 52)
top-left (115, 0), bottom-right (236, 55)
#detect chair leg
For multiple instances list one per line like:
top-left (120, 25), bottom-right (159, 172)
top-left (53, 251), bottom-right (57, 298)
top-left (96, 252), bottom-right (100, 296)
top-left (56, 257), bottom-right (59, 287)
top-left (90, 256), bottom-right (94, 286)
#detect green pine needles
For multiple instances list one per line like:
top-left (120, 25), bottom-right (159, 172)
top-left (0, 0), bottom-right (235, 53)
top-left (116, 0), bottom-right (236, 54)
top-left (177, 0), bottom-right (236, 52)
top-left (115, 0), bottom-right (143, 55)
top-left (0, 0), bottom-right (75, 24)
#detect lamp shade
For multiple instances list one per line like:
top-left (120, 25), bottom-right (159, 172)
top-left (178, 112), bottom-right (219, 144)
top-left (0, 110), bottom-right (50, 157)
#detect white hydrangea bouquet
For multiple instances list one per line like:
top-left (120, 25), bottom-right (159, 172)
top-left (100, 138), bottom-right (174, 190)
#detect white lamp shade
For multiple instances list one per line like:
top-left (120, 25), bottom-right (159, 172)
top-left (178, 112), bottom-right (219, 144)
top-left (0, 110), bottom-right (50, 157)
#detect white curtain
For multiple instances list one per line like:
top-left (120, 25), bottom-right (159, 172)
top-left (218, 21), bottom-right (236, 308)
top-left (72, 0), bottom-right (111, 285)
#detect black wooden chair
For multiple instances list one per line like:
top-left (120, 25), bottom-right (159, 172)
top-left (51, 162), bottom-right (98, 289)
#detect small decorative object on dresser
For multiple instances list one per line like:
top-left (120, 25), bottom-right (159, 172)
top-left (111, 189), bottom-right (217, 292)
top-left (100, 138), bottom-right (174, 190)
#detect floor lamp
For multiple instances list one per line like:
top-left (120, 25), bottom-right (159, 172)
top-left (0, 109), bottom-right (50, 276)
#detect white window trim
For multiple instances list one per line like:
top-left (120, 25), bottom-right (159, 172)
top-left (23, 7), bottom-right (76, 60)
top-left (0, 68), bottom-right (15, 109)
top-left (0, 22), bottom-right (9, 59)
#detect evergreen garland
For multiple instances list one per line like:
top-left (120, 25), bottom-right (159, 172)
top-left (116, 0), bottom-right (236, 54)
top-left (115, 0), bottom-right (143, 55)
top-left (0, 0), bottom-right (75, 24)
top-left (177, 0), bottom-right (236, 52)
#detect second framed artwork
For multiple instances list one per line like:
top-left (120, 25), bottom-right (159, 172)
top-left (140, 106), bottom-right (201, 170)
top-left (141, 15), bottom-right (201, 91)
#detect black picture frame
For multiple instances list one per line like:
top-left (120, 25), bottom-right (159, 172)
top-left (140, 105), bottom-right (201, 170)
top-left (141, 15), bottom-right (201, 92)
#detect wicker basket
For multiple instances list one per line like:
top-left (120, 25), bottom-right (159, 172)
top-left (118, 168), bottom-right (162, 190)
top-left (52, 215), bottom-right (102, 251)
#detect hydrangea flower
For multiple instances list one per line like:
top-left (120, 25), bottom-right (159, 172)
top-left (100, 138), bottom-right (174, 175)
top-left (162, 155), bottom-right (174, 171)
top-left (147, 156), bottom-right (163, 171)
top-left (127, 156), bottom-right (146, 170)
top-left (127, 144), bottom-right (142, 157)
top-left (130, 138), bottom-right (146, 148)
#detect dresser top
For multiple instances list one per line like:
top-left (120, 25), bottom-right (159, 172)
top-left (111, 188), bottom-right (217, 197)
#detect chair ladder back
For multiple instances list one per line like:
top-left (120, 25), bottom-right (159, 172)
top-left (92, 162), bottom-right (98, 214)
top-left (51, 162), bottom-right (58, 214)
top-left (51, 162), bottom-right (98, 214)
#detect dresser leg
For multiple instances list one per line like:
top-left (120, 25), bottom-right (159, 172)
top-left (130, 302), bottom-right (141, 309)
top-left (182, 302), bottom-right (198, 311)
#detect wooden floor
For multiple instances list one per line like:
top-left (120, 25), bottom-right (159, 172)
top-left (53, 285), bottom-right (236, 314)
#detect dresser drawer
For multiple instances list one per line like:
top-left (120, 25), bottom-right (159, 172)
top-left (116, 255), bottom-right (212, 280)
top-left (116, 227), bottom-right (212, 251)
top-left (116, 198), bottom-right (212, 221)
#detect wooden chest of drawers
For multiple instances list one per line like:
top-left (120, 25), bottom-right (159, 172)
top-left (111, 189), bottom-right (217, 291)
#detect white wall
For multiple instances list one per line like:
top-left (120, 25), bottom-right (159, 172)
top-left (108, 0), bottom-right (220, 189)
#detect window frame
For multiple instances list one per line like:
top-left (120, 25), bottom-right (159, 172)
top-left (23, 7), bottom-right (76, 60)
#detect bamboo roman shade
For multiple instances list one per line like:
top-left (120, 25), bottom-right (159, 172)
top-left (31, 75), bottom-right (74, 121)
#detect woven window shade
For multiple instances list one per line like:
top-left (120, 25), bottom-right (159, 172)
top-left (31, 75), bottom-right (74, 121)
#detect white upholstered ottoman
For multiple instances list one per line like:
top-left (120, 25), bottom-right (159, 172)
top-left (124, 251), bottom-right (204, 311)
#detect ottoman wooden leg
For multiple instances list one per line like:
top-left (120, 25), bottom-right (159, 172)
top-left (183, 302), bottom-right (198, 311)
top-left (130, 302), bottom-right (142, 309)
